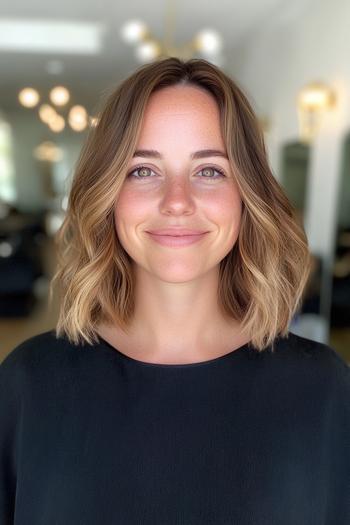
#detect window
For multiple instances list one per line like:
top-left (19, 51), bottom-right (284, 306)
top-left (0, 120), bottom-right (16, 203)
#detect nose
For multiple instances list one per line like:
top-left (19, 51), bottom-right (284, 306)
top-left (159, 177), bottom-right (196, 215)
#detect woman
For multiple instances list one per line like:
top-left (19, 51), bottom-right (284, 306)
top-left (1, 57), bottom-right (349, 524)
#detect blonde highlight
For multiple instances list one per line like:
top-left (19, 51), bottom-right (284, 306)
top-left (49, 57), bottom-right (312, 352)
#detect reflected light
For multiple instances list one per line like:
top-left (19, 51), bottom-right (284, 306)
top-left (61, 194), bottom-right (68, 211)
top-left (0, 241), bottom-right (13, 258)
top-left (89, 116), bottom-right (99, 127)
top-left (45, 212), bottom-right (65, 235)
top-left (33, 141), bottom-right (64, 162)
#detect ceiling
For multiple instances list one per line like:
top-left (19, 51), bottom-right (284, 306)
top-left (0, 0), bottom-right (315, 112)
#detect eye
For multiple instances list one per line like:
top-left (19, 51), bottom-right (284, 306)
top-left (198, 166), bottom-right (226, 179)
top-left (127, 165), bottom-right (156, 179)
top-left (127, 164), bottom-right (226, 180)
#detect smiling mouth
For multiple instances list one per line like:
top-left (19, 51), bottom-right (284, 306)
top-left (146, 231), bottom-right (208, 247)
top-left (146, 230), bottom-right (209, 236)
top-left (151, 233), bottom-right (204, 237)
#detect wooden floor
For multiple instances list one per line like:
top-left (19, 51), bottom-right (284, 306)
top-left (1, 236), bottom-right (349, 364)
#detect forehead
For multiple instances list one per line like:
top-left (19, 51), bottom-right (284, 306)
top-left (145, 85), bottom-right (219, 117)
top-left (138, 85), bottom-right (223, 143)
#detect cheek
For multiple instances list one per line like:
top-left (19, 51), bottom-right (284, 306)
top-left (210, 189), bottom-right (243, 253)
top-left (206, 188), bottom-right (242, 226)
top-left (114, 188), bottom-right (148, 226)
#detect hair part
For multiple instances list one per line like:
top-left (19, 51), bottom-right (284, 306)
top-left (49, 56), bottom-right (312, 353)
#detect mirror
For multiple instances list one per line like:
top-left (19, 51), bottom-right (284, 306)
top-left (330, 131), bottom-right (350, 362)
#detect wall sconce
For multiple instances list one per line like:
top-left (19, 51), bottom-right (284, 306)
top-left (297, 81), bottom-right (336, 143)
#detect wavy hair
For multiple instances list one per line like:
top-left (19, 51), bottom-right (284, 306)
top-left (49, 56), bottom-right (312, 352)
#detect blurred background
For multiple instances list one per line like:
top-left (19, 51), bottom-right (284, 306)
top-left (0, 0), bottom-right (349, 364)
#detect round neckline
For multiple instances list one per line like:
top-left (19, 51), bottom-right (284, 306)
top-left (96, 335), bottom-right (251, 369)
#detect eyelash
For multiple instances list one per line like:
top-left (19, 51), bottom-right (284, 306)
top-left (127, 164), bottom-right (226, 181)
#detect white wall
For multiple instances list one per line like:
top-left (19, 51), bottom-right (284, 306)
top-left (228, 0), bottom-right (350, 261)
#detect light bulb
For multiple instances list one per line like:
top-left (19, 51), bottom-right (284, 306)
top-left (120, 20), bottom-right (148, 43)
top-left (48, 114), bottom-right (65, 132)
top-left (50, 86), bottom-right (70, 106)
top-left (18, 87), bottom-right (40, 108)
top-left (194, 29), bottom-right (223, 54)
top-left (39, 104), bottom-right (57, 124)
top-left (136, 41), bottom-right (160, 62)
top-left (68, 105), bottom-right (88, 131)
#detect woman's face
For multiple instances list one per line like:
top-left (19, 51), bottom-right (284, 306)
top-left (114, 85), bottom-right (243, 282)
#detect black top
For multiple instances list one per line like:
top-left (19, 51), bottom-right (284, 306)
top-left (0, 329), bottom-right (349, 525)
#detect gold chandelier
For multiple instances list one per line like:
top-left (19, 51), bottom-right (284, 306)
top-left (120, 0), bottom-right (224, 64)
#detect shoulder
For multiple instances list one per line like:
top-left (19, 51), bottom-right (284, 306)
top-left (275, 330), bottom-right (349, 366)
top-left (272, 331), bottom-right (350, 394)
top-left (1, 329), bottom-right (71, 364)
top-left (0, 330), bottom-right (109, 407)
top-left (0, 329), bottom-right (90, 385)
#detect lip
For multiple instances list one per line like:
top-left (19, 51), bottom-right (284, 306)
top-left (146, 231), bottom-right (208, 247)
top-left (146, 229), bottom-right (208, 236)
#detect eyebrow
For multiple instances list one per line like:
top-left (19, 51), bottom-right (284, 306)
top-left (132, 149), bottom-right (229, 160)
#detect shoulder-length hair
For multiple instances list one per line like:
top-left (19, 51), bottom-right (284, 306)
top-left (49, 56), bottom-right (312, 352)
